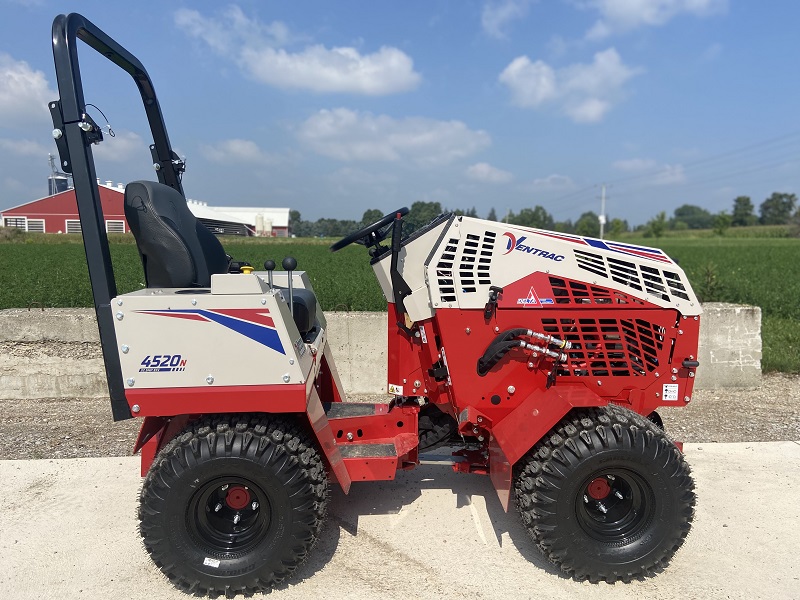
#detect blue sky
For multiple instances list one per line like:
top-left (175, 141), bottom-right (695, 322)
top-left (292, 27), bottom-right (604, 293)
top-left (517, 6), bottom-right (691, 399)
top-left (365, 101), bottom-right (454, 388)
top-left (1, 0), bottom-right (798, 225)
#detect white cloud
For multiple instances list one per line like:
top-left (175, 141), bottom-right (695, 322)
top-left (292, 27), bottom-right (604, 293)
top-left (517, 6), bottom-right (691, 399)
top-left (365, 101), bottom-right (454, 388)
top-left (585, 0), bottom-right (728, 40)
top-left (0, 137), bottom-right (50, 157)
top-left (466, 162), bottom-right (513, 183)
top-left (499, 48), bottom-right (642, 123)
top-left (524, 173), bottom-right (575, 191)
top-left (297, 108), bottom-right (491, 166)
top-left (701, 42), bottom-right (723, 62)
top-left (482, 0), bottom-right (534, 39)
top-left (612, 157), bottom-right (686, 185)
top-left (613, 157), bottom-right (657, 171)
top-left (175, 7), bottom-right (420, 96)
top-left (92, 130), bottom-right (145, 163)
top-left (652, 164), bottom-right (686, 185)
top-left (200, 139), bottom-right (277, 165)
top-left (0, 53), bottom-right (55, 127)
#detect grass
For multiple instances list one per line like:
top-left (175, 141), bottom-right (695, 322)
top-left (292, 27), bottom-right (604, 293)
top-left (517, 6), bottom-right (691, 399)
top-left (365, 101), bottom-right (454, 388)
top-left (1, 231), bottom-right (797, 372)
top-left (0, 233), bottom-right (385, 312)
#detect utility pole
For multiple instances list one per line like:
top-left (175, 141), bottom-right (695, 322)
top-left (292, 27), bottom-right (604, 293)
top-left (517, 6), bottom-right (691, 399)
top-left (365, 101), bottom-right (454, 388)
top-left (598, 184), bottom-right (609, 239)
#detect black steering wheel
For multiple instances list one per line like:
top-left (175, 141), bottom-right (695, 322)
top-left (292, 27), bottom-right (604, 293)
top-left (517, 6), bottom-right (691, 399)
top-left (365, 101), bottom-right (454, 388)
top-left (329, 207), bottom-right (409, 252)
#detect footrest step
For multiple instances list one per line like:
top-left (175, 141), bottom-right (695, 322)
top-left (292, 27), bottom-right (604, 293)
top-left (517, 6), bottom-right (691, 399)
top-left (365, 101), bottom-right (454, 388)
top-left (338, 442), bottom-right (397, 459)
top-left (325, 402), bottom-right (385, 419)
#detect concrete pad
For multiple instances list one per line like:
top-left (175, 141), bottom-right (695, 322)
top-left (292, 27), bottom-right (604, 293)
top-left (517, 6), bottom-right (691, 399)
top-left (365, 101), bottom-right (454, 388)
top-left (1, 442), bottom-right (798, 599)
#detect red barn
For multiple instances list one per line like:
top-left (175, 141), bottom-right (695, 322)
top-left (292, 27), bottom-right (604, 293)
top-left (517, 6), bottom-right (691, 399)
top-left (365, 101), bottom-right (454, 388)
top-left (2, 183), bottom-right (128, 234)
top-left (2, 182), bottom-right (291, 237)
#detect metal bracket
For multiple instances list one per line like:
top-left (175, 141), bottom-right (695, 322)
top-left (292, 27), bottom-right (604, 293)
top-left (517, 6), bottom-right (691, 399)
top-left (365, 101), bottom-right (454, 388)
top-left (48, 100), bottom-right (72, 173)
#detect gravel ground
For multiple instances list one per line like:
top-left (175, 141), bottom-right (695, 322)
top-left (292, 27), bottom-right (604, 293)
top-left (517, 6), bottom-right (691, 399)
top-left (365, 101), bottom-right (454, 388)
top-left (0, 375), bottom-right (797, 461)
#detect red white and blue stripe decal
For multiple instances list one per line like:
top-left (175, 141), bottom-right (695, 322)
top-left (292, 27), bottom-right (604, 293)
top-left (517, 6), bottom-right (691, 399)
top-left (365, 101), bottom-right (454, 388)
top-left (135, 309), bottom-right (285, 354)
top-left (533, 230), bottom-right (672, 263)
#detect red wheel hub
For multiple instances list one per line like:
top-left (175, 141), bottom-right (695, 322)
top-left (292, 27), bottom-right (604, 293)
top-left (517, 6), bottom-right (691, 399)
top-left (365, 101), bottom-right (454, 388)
top-left (225, 486), bottom-right (251, 510)
top-left (587, 477), bottom-right (611, 500)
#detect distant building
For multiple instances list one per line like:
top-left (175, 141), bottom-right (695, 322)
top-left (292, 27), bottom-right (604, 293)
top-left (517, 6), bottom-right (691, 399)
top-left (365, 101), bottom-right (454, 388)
top-left (0, 179), bottom-right (291, 237)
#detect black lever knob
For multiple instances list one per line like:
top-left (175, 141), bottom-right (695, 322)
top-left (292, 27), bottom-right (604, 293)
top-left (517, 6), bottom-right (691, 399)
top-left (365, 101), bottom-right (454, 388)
top-left (282, 256), bottom-right (297, 271)
top-left (264, 259), bottom-right (276, 271)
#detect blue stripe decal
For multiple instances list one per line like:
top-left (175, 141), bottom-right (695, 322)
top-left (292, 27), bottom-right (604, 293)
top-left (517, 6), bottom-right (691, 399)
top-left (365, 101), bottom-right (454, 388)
top-left (147, 309), bottom-right (285, 355)
top-left (585, 238), bottom-right (609, 250)
top-left (200, 311), bottom-right (285, 355)
top-left (608, 241), bottom-right (665, 254)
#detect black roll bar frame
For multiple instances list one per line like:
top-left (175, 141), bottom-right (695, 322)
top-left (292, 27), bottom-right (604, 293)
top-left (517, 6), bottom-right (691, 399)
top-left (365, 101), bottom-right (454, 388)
top-left (50, 13), bottom-right (184, 420)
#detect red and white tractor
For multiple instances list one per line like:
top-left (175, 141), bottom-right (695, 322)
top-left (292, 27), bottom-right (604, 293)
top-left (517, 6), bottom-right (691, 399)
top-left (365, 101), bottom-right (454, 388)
top-left (49, 13), bottom-right (698, 597)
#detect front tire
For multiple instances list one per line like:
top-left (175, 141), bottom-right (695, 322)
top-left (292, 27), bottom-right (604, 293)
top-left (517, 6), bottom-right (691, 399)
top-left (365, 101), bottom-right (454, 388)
top-left (139, 415), bottom-right (329, 597)
top-left (514, 404), bottom-right (694, 582)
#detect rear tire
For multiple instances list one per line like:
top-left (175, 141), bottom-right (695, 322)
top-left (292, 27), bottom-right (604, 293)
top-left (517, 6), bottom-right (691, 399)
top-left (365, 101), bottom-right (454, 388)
top-left (139, 415), bottom-right (328, 597)
top-left (514, 404), bottom-right (694, 582)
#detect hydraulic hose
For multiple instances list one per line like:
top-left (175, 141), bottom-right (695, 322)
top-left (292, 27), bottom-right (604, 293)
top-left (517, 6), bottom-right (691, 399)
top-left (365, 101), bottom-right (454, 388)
top-left (476, 328), bottom-right (571, 376)
top-left (476, 339), bottom-right (567, 376)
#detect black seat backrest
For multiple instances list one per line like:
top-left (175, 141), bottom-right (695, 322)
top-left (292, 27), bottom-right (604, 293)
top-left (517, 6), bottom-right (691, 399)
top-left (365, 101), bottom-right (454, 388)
top-left (124, 181), bottom-right (228, 288)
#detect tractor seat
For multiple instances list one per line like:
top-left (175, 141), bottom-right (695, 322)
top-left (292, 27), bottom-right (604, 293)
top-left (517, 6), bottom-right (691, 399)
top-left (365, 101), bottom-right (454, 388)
top-left (124, 180), bottom-right (228, 288)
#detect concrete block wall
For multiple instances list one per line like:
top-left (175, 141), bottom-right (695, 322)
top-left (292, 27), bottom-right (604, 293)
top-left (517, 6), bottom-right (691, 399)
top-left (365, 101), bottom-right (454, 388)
top-left (694, 303), bottom-right (762, 389)
top-left (0, 304), bottom-right (761, 400)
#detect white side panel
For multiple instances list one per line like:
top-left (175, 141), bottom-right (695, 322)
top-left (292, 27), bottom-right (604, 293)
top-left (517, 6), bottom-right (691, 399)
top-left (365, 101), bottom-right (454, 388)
top-left (113, 286), bottom-right (316, 389)
top-left (371, 219), bottom-right (450, 321)
top-left (424, 217), bottom-right (700, 314)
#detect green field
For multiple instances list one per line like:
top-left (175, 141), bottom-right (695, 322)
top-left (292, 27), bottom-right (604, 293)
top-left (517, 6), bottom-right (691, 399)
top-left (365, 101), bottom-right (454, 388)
top-left (1, 230), bottom-right (797, 372)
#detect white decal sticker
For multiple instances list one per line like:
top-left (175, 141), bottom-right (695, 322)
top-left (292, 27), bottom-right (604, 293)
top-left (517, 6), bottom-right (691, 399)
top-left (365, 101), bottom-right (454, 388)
top-left (662, 384), bottom-right (679, 401)
top-left (203, 557), bottom-right (220, 568)
top-left (388, 383), bottom-right (404, 395)
top-left (419, 325), bottom-right (428, 344)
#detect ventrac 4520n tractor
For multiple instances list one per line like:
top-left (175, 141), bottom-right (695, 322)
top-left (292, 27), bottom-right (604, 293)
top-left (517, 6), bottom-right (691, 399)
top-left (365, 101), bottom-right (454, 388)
top-left (49, 13), bottom-right (698, 597)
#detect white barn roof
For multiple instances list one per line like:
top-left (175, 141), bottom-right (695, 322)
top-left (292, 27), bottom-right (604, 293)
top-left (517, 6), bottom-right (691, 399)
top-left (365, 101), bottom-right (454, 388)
top-left (186, 200), bottom-right (251, 225)
top-left (205, 206), bottom-right (290, 228)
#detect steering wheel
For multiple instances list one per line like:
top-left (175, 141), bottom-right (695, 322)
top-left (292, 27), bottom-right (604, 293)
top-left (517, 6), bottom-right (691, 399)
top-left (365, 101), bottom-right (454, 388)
top-left (329, 207), bottom-right (409, 252)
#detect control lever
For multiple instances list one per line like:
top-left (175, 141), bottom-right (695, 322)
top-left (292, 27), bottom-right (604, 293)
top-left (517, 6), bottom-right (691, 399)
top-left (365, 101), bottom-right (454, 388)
top-left (282, 256), bottom-right (297, 315)
top-left (263, 260), bottom-right (275, 289)
top-left (484, 286), bottom-right (503, 320)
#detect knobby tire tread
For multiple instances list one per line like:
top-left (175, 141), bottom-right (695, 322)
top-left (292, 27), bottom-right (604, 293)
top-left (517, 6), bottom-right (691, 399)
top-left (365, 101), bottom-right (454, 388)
top-left (138, 414), bottom-right (329, 598)
top-left (514, 404), bottom-right (695, 583)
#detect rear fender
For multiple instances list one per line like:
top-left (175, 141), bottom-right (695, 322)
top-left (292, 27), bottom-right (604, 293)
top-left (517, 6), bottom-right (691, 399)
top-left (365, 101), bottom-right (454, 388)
top-left (132, 387), bottom-right (351, 492)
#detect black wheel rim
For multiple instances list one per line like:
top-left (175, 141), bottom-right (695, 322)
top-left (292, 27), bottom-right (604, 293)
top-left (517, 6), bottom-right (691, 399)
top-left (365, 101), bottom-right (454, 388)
top-left (188, 476), bottom-right (271, 556)
top-left (575, 469), bottom-right (655, 543)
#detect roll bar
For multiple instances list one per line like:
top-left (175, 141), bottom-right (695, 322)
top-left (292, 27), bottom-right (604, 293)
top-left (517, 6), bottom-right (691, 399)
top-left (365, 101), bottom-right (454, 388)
top-left (49, 13), bottom-right (183, 420)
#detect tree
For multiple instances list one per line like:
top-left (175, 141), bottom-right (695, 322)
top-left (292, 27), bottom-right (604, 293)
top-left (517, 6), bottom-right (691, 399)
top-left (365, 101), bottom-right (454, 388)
top-left (731, 196), bottom-right (757, 227)
top-left (759, 192), bottom-right (797, 225)
top-left (553, 220), bottom-right (574, 233)
top-left (607, 217), bottom-right (629, 238)
top-left (360, 209), bottom-right (384, 227)
top-left (289, 209), bottom-right (303, 236)
top-left (574, 211), bottom-right (600, 237)
top-left (671, 204), bottom-right (713, 230)
top-left (405, 201), bottom-right (442, 233)
top-left (713, 211), bottom-right (732, 236)
top-left (644, 211), bottom-right (667, 238)
top-left (509, 205), bottom-right (554, 230)
top-left (487, 207), bottom-right (498, 221)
